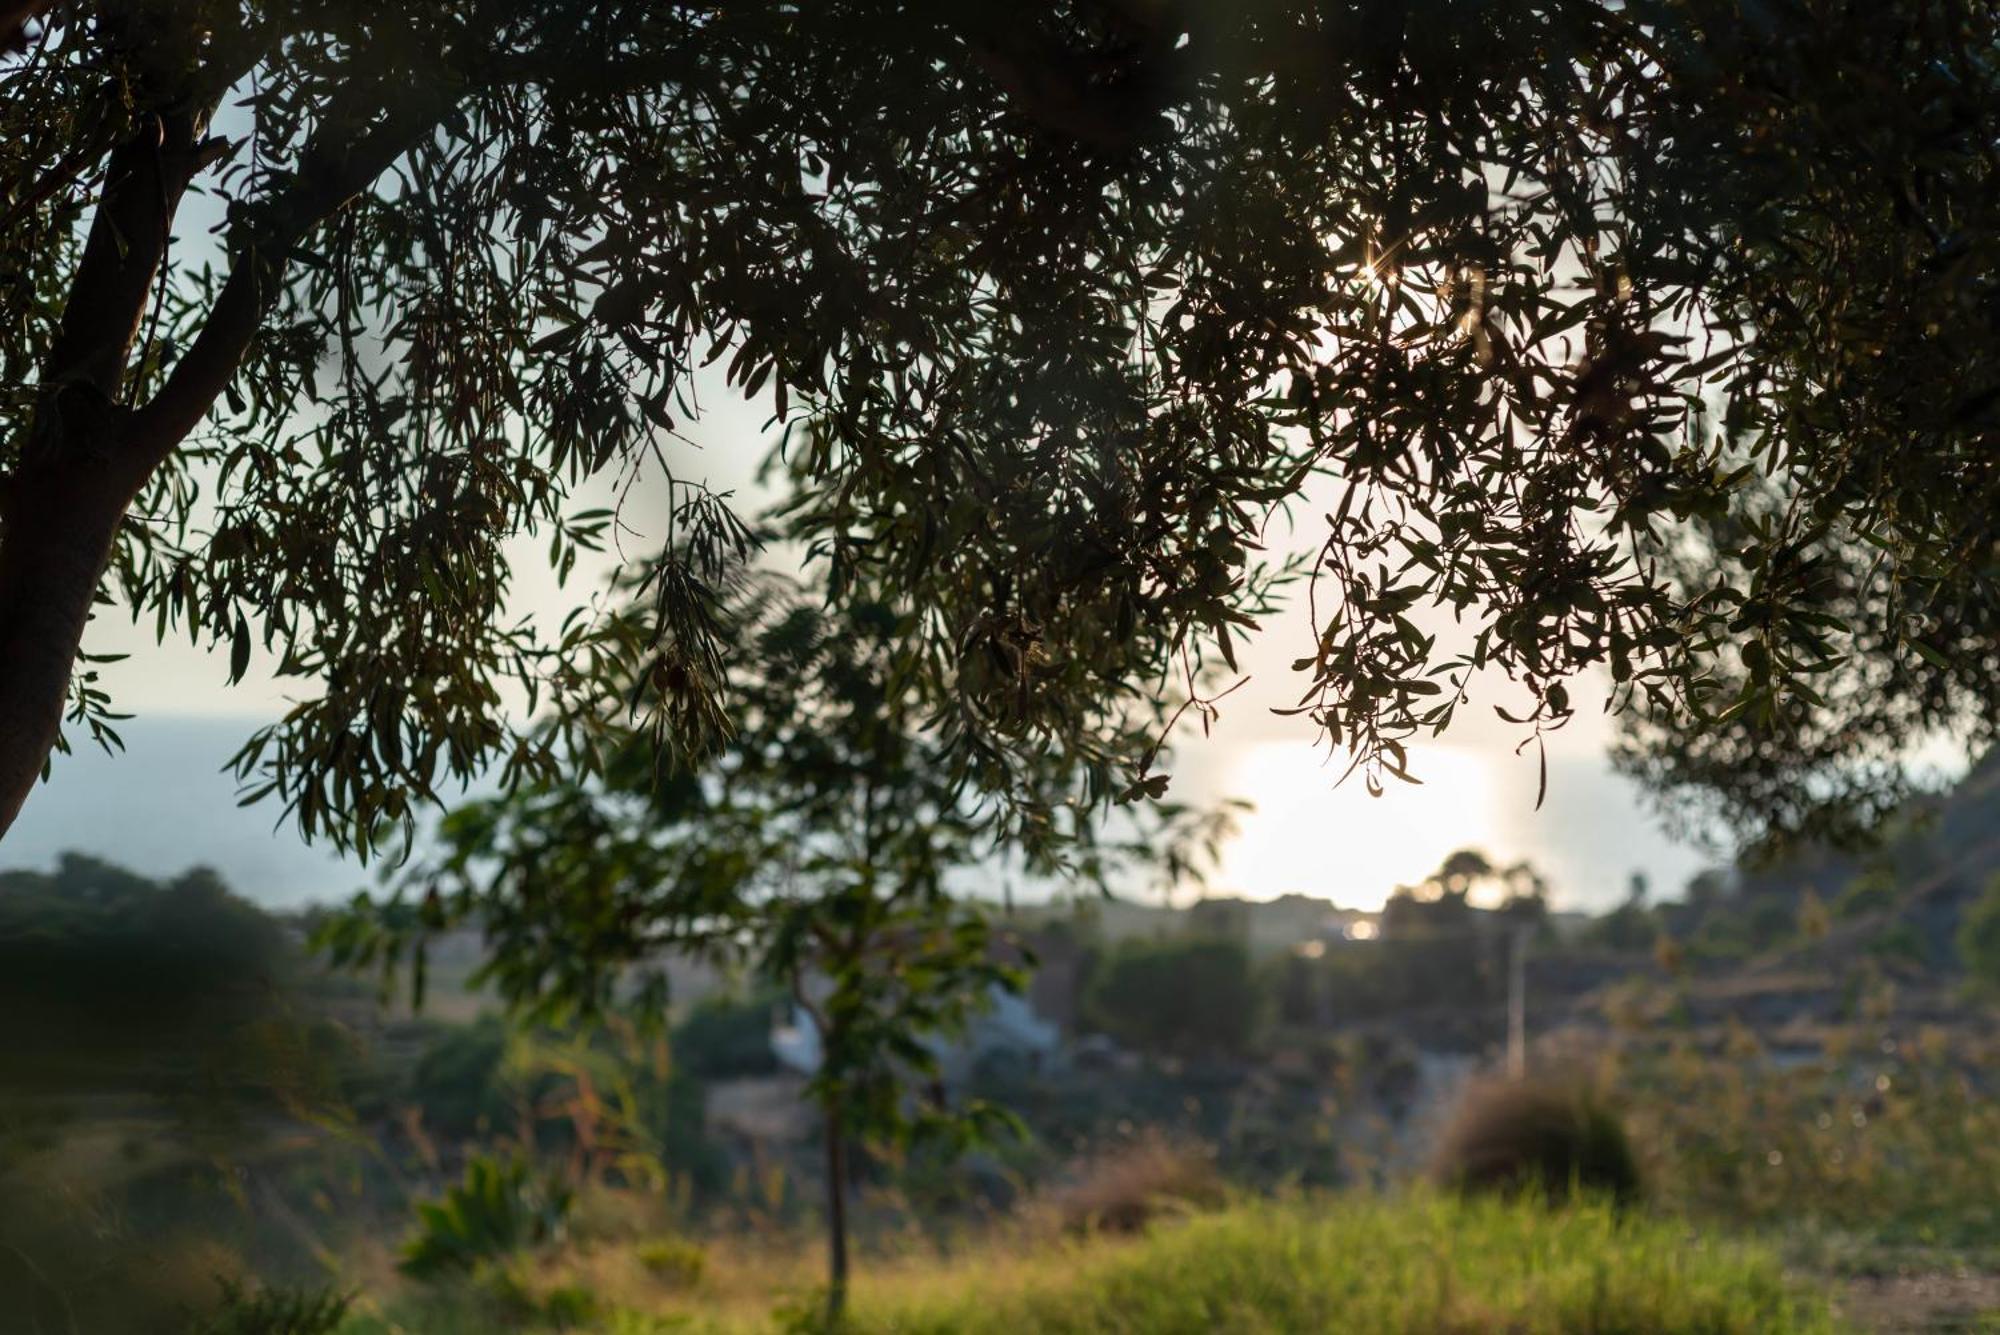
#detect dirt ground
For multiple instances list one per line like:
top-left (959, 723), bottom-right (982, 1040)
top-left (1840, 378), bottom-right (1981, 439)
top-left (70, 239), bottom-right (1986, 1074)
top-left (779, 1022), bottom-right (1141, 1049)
top-left (1839, 1273), bottom-right (2000, 1332)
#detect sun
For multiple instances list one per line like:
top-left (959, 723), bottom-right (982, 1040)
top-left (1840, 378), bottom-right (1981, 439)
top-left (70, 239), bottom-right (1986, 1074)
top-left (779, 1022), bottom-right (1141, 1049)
top-left (1214, 742), bottom-right (1506, 910)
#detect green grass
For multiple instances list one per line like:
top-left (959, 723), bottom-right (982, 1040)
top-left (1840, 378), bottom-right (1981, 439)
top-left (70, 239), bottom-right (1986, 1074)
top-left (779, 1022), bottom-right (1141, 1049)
top-left (825, 1195), bottom-right (1840, 1335)
top-left (340, 1193), bottom-right (1844, 1333)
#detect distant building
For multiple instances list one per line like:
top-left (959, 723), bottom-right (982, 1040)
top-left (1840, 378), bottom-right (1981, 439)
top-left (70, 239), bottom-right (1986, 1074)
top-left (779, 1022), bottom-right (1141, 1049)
top-left (771, 981), bottom-right (1061, 1086)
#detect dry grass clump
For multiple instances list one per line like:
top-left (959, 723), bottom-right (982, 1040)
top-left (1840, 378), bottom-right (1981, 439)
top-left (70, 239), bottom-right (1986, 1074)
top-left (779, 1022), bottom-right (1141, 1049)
top-left (1428, 1077), bottom-right (1641, 1206)
top-left (1035, 1131), bottom-right (1226, 1236)
top-left (634, 1235), bottom-right (708, 1290)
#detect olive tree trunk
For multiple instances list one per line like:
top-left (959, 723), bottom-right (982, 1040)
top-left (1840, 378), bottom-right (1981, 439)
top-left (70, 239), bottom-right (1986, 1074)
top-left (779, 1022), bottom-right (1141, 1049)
top-left (0, 82), bottom-right (436, 842)
top-left (823, 1104), bottom-right (852, 1327)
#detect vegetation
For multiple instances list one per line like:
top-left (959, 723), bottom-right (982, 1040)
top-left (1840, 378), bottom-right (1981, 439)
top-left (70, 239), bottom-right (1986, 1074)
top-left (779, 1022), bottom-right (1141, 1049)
top-left (9, 1), bottom-right (2000, 864)
top-left (400, 1156), bottom-right (576, 1281)
top-left (816, 1197), bottom-right (1836, 1335)
top-left (335, 1195), bottom-right (1838, 1334)
top-left (1033, 1132), bottom-right (1224, 1237)
top-left (322, 587), bottom-right (1229, 1321)
top-left (1957, 874), bottom-right (2000, 992)
top-left (1081, 936), bottom-right (1262, 1060)
top-left (15, 11), bottom-right (2000, 1316)
top-left (1428, 1079), bottom-right (1641, 1207)
top-left (0, 852), bottom-right (289, 1042)
top-left (670, 993), bottom-right (784, 1083)
top-left (12, 840), bottom-right (2000, 1329)
top-left (187, 1281), bottom-right (351, 1335)
top-left (1612, 1023), bottom-right (2000, 1253)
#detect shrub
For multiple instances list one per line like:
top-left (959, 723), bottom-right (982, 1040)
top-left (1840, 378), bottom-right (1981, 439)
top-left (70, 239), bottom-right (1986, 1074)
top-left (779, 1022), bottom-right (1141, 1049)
top-left (185, 1280), bottom-right (350, 1335)
top-left (538, 1282), bottom-right (602, 1327)
top-left (1869, 921), bottom-right (1929, 968)
top-left (636, 1235), bottom-right (709, 1289)
top-left (1039, 1131), bottom-right (1225, 1235)
top-left (1429, 1078), bottom-right (1641, 1206)
top-left (399, 1155), bottom-right (575, 1279)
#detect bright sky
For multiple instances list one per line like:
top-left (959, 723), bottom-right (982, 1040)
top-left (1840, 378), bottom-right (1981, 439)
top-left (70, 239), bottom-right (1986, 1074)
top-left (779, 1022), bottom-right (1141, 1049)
top-left (6, 363), bottom-right (1710, 912)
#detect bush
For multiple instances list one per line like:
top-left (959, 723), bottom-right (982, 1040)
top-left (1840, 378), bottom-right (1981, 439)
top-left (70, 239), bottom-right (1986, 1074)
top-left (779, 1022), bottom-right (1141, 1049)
top-left (1583, 902), bottom-right (1659, 952)
top-left (185, 1281), bottom-right (351, 1335)
top-left (1611, 1025), bottom-right (2000, 1246)
top-left (636, 1235), bottom-right (709, 1289)
top-left (1429, 1078), bottom-right (1641, 1206)
top-left (538, 1282), bottom-right (601, 1327)
top-left (400, 1155), bottom-right (575, 1279)
top-left (1834, 869), bottom-right (1899, 920)
top-left (1038, 1131), bottom-right (1225, 1236)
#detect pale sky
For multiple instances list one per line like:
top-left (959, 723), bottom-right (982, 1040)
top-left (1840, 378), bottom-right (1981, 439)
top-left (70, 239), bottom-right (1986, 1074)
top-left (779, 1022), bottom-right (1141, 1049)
top-left (6, 364), bottom-right (1710, 911)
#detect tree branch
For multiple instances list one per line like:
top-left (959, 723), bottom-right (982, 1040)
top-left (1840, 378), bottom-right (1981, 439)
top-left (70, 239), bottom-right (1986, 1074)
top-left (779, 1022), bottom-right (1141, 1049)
top-left (0, 127), bottom-right (115, 236)
top-left (127, 93), bottom-right (446, 465)
top-left (947, 4), bottom-right (1188, 150)
top-left (0, 0), bottom-right (49, 55)
top-left (34, 107), bottom-right (211, 417)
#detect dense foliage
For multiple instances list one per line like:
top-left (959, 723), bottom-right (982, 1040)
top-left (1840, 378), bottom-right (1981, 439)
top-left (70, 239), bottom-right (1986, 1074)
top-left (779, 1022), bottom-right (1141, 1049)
top-left (0, 852), bottom-right (309, 1092)
top-left (5, 1), bottom-right (2000, 858)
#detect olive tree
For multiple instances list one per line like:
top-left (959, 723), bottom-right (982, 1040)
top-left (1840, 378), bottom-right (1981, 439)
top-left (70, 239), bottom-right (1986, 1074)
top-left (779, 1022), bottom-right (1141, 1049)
top-left (5, 0), bottom-right (1999, 855)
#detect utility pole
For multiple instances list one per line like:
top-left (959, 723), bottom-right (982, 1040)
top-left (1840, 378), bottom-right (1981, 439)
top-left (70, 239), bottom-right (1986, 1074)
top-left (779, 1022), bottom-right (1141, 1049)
top-left (1507, 924), bottom-right (1529, 1080)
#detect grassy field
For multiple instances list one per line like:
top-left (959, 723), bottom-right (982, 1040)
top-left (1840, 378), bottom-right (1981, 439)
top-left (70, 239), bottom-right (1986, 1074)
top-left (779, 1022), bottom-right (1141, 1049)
top-left (337, 1193), bottom-right (1842, 1334)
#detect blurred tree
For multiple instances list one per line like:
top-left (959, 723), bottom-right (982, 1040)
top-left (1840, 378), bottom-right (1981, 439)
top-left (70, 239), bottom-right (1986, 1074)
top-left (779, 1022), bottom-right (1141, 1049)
top-left (5, 2), bottom-right (2000, 854)
top-left (0, 852), bottom-right (292, 1081)
top-left (1082, 935), bottom-right (1263, 1060)
top-left (1581, 870), bottom-right (1656, 951)
top-left (1434, 850), bottom-right (1497, 899)
top-left (1380, 847), bottom-right (1551, 939)
top-left (1379, 884), bottom-right (1475, 941)
top-left (668, 989), bottom-right (783, 1082)
top-left (1683, 870), bottom-right (1732, 910)
top-left (1584, 902), bottom-right (1658, 955)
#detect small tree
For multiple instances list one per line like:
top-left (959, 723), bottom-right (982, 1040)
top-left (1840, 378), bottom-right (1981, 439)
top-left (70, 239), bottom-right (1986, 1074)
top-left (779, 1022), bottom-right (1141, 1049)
top-left (322, 576), bottom-right (1218, 1323)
